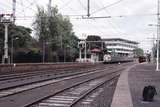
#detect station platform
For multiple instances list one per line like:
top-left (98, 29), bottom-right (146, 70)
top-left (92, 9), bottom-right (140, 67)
top-left (111, 63), bottom-right (160, 107)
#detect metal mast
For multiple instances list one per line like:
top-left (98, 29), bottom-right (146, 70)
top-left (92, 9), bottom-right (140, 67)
top-left (87, 0), bottom-right (90, 17)
top-left (12, 0), bottom-right (16, 24)
top-left (48, 0), bottom-right (52, 17)
top-left (156, 0), bottom-right (160, 71)
top-left (11, 0), bottom-right (16, 63)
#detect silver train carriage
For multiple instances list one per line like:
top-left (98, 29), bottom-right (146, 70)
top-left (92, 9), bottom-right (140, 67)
top-left (103, 54), bottom-right (133, 64)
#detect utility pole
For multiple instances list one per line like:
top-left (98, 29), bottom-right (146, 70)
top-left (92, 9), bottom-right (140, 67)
top-left (4, 24), bottom-right (9, 63)
top-left (82, 34), bottom-right (87, 62)
top-left (42, 40), bottom-right (46, 63)
top-left (87, 0), bottom-right (90, 17)
top-left (153, 34), bottom-right (156, 63)
top-left (0, 14), bottom-right (13, 63)
top-left (11, 0), bottom-right (16, 64)
top-left (156, 0), bottom-right (160, 71)
top-left (42, 0), bottom-right (52, 63)
top-left (147, 35), bottom-right (156, 63)
top-left (78, 41), bottom-right (85, 62)
top-left (79, 47), bottom-right (82, 62)
top-left (12, 0), bottom-right (16, 24)
top-left (48, 0), bottom-right (52, 17)
top-left (84, 39), bottom-right (87, 62)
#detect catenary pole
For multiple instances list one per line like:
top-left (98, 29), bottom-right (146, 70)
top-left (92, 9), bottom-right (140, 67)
top-left (12, 0), bottom-right (16, 24)
top-left (156, 0), bottom-right (160, 71)
top-left (87, 0), bottom-right (90, 17)
top-left (48, 0), bottom-right (52, 16)
top-left (11, 0), bottom-right (16, 63)
top-left (4, 24), bottom-right (9, 63)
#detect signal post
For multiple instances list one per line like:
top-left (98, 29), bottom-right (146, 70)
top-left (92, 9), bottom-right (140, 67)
top-left (0, 14), bottom-right (13, 63)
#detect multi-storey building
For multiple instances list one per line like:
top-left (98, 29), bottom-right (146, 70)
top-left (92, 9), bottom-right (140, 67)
top-left (103, 38), bottom-right (139, 56)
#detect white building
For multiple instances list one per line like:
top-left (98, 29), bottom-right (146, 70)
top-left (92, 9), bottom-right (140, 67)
top-left (103, 38), bottom-right (139, 56)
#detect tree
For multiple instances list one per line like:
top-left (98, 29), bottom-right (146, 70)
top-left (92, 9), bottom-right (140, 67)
top-left (0, 23), bottom-right (33, 62)
top-left (9, 25), bottom-right (32, 48)
top-left (133, 48), bottom-right (144, 57)
top-left (33, 6), bottom-right (79, 62)
top-left (0, 24), bottom-right (32, 48)
top-left (33, 7), bottom-right (49, 42)
top-left (86, 35), bottom-right (105, 50)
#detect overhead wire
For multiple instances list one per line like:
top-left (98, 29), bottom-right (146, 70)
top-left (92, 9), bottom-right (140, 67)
top-left (90, 1), bottom-right (108, 35)
top-left (0, 0), bottom-right (155, 20)
top-left (15, 0), bottom-right (39, 23)
top-left (91, 0), bottom-right (125, 36)
top-left (16, 0), bottom-right (37, 13)
top-left (89, 0), bottom-right (156, 39)
top-left (78, 1), bottom-right (107, 36)
top-left (14, 12), bottom-right (157, 20)
top-left (20, 0), bottom-right (26, 20)
top-left (59, 0), bottom-right (88, 18)
top-left (32, 0), bottom-right (38, 6)
top-left (59, 0), bottom-right (75, 12)
top-left (0, 1), bottom-right (8, 12)
top-left (0, 1), bottom-right (13, 12)
top-left (0, 1), bottom-right (28, 17)
top-left (91, 0), bottom-right (124, 15)
top-left (77, 0), bottom-right (87, 10)
top-left (24, 0), bottom-right (37, 12)
top-left (0, 0), bottom-right (156, 35)
top-left (59, 0), bottom-right (74, 10)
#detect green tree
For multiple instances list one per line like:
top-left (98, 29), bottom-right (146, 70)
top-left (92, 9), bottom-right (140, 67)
top-left (0, 23), bottom-right (36, 62)
top-left (133, 48), bottom-right (144, 57)
top-left (33, 6), bottom-right (78, 62)
top-left (33, 7), bottom-right (49, 42)
top-left (0, 24), bottom-right (32, 49)
top-left (86, 35), bottom-right (105, 50)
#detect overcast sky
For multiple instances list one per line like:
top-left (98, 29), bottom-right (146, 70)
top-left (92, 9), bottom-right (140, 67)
top-left (0, 0), bottom-right (158, 51)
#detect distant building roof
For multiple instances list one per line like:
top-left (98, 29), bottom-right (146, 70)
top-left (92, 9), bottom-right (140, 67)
top-left (91, 48), bottom-right (101, 53)
top-left (102, 38), bottom-right (139, 44)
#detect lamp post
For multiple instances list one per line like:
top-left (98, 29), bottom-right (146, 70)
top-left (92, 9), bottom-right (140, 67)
top-left (78, 42), bottom-right (82, 62)
top-left (148, 0), bottom-right (160, 71)
top-left (157, 0), bottom-right (160, 71)
top-left (149, 24), bottom-right (160, 71)
top-left (156, 34), bottom-right (160, 71)
top-left (42, 40), bottom-right (46, 63)
top-left (149, 18), bottom-right (160, 70)
top-left (147, 35), bottom-right (157, 63)
top-left (11, 37), bottom-right (19, 63)
top-left (84, 39), bottom-right (87, 62)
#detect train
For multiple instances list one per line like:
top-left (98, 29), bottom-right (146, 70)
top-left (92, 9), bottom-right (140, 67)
top-left (103, 54), bottom-right (134, 64)
top-left (138, 56), bottom-right (146, 63)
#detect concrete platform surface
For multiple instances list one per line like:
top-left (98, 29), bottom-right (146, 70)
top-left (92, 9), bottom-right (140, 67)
top-left (111, 63), bottom-right (160, 107)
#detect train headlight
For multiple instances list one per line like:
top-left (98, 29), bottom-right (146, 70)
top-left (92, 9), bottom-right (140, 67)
top-left (103, 54), bottom-right (111, 62)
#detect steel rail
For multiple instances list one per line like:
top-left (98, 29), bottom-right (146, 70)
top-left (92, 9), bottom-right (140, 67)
top-left (0, 65), bottom-right (126, 107)
top-left (0, 65), bottom-right (94, 80)
top-left (27, 70), bottom-right (120, 107)
top-left (69, 74), bottom-right (120, 107)
top-left (0, 65), bottom-right (112, 91)
top-left (0, 66), bottom-right (118, 98)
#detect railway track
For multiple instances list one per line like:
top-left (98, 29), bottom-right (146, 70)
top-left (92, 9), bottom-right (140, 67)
top-left (0, 62), bottom-right (134, 107)
top-left (29, 70), bottom-right (119, 107)
top-left (0, 65), bottom-right (117, 97)
top-left (0, 63), bottom-right (94, 75)
top-left (0, 65), bottom-right (95, 80)
top-left (0, 65), bottom-right (114, 91)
